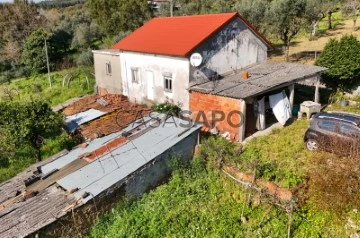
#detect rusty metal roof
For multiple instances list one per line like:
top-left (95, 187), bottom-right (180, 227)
top-left (190, 61), bottom-right (327, 99)
top-left (0, 113), bottom-right (201, 237)
top-left (61, 94), bottom-right (151, 140)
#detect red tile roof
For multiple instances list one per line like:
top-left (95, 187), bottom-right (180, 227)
top-left (112, 13), bottom-right (273, 57)
top-left (62, 94), bottom-right (151, 140)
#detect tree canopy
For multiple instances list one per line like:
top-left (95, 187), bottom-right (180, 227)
top-left (315, 35), bottom-right (360, 91)
top-left (87, 0), bottom-right (150, 36)
top-left (0, 100), bottom-right (64, 162)
top-left (20, 29), bottom-right (63, 74)
top-left (266, 0), bottom-right (306, 60)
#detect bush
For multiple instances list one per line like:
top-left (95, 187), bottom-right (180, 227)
top-left (315, 35), bottom-right (360, 91)
top-left (152, 101), bottom-right (181, 116)
top-left (77, 48), bottom-right (94, 66)
top-left (307, 154), bottom-right (360, 213)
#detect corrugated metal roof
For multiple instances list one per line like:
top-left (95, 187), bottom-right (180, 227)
top-left (190, 61), bottom-right (327, 99)
top-left (40, 132), bottom-right (124, 175)
top-left (112, 13), bottom-right (273, 57)
top-left (57, 116), bottom-right (201, 203)
top-left (65, 109), bottom-right (107, 133)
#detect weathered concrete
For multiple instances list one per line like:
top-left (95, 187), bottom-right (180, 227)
top-left (93, 50), bottom-right (122, 95)
top-left (190, 18), bottom-right (268, 84)
top-left (120, 52), bottom-right (190, 109)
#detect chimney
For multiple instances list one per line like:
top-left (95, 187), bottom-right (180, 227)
top-left (242, 71), bottom-right (249, 79)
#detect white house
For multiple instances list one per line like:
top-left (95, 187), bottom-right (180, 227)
top-left (92, 12), bottom-right (273, 109)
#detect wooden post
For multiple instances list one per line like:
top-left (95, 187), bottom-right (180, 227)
top-left (239, 99), bottom-right (246, 142)
top-left (44, 39), bottom-right (52, 88)
top-left (288, 84), bottom-right (295, 111)
top-left (314, 75), bottom-right (320, 103)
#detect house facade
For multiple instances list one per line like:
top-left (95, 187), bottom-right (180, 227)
top-left (93, 13), bottom-right (273, 110)
top-left (92, 13), bottom-right (327, 142)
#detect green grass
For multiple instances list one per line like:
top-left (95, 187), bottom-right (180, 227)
top-left (0, 132), bottom-right (76, 183)
top-left (88, 114), bottom-right (360, 237)
top-left (0, 67), bottom-right (91, 183)
top-left (88, 156), bottom-right (347, 237)
top-left (238, 120), bottom-right (313, 188)
top-left (0, 67), bottom-right (95, 106)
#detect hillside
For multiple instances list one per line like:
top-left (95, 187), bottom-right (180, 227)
top-left (270, 18), bottom-right (360, 64)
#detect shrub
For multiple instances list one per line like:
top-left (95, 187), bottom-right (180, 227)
top-left (315, 35), bottom-right (360, 91)
top-left (152, 101), bottom-right (181, 116)
top-left (77, 48), bottom-right (94, 66)
top-left (307, 154), bottom-right (360, 213)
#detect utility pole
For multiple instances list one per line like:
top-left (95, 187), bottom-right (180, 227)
top-left (44, 39), bottom-right (52, 88)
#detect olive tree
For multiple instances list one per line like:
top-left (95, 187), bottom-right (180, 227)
top-left (266, 0), bottom-right (306, 61)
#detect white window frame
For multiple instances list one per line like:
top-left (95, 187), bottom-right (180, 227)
top-left (131, 67), bottom-right (139, 83)
top-left (105, 61), bottom-right (112, 75)
top-left (164, 73), bottom-right (173, 93)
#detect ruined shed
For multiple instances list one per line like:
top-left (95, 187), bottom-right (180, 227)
top-left (0, 114), bottom-right (201, 237)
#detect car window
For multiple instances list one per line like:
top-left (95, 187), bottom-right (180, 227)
top-left (340, 124), bottom-right (360, 137)
top-left (318, 120), bottom-right (337, 132)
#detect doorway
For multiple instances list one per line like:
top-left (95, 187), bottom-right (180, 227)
top-left (146, 71), bottom-right (154, 101)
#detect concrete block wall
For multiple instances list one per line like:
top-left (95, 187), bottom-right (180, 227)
top-left (190, 91), bottom-right (241, 141)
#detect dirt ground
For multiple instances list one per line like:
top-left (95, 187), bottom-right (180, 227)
top-left (269, 19), bottom-right (360, 64)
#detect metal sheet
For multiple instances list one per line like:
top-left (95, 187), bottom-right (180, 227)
top-left (40, 131), bottom-right (124, 175)
top-left (56, 117), bottom-right (201, 203)
top-left (190, 61), bottom-right (327, 99)
top-left (65, 109), bottom-right (107, 133)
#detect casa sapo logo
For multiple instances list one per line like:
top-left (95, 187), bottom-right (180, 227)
top-left (116, 110), bottom-right (244, 129)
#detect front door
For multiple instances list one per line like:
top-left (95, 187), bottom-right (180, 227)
top-left (146, 71), bottom-right (154, 101)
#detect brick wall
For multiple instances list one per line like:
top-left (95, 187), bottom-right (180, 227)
top-left (190, 91), bottom-right (241, 141)
top-left (97, 86), bottom-right (109, 96)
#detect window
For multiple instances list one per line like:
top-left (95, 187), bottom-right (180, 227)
top-left (131, 67), bottom-right (139, 83)
top-left (340, 124), bottom-right (360, 137)
top-left (318, 120), bottom-right (337, 132)
top-left (164, 76), bottom-right (172, 92)
top-left (105, 62), bottom-right (112, 75)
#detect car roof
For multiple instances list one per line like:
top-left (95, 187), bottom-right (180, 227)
top-left (314, 112), bottom-right (360, 127)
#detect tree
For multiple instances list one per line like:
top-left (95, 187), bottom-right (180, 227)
top-left (0, 100), bottom-right (64, 162)
top-left (233, 0), bottom-right (268, 31)
top-left (315, 35), bottom-right (360, 91)
top-left (0, 128), bottom-right (15, 167)
top-left (176, 0), bottom-right (216, 15)
top-left (87, 0), bottom-right (150, 36)
top-left (71, 23), bottom-right (92, 49)
top-left (21, 29), bottom-right (60, 74)
top-left (0, 2), bottom-right (46, 63)
top-left (342, 0), bottom-right (360, 30)
top-left (304, 0), bottom-right (332, 39)
top-left (266, 0), bottom-right (306, 61)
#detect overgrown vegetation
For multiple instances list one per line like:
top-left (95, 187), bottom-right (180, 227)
top-left (152, 101), bottom-right (182, 116)
top-left (0, 67), bottom-right (95, 105)
top-left (88, 115), bottom-right (360, 237)
top-left (88, 144), bottom-right (350, 237)
top-left (0, 68), bottom-right (93, 182)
